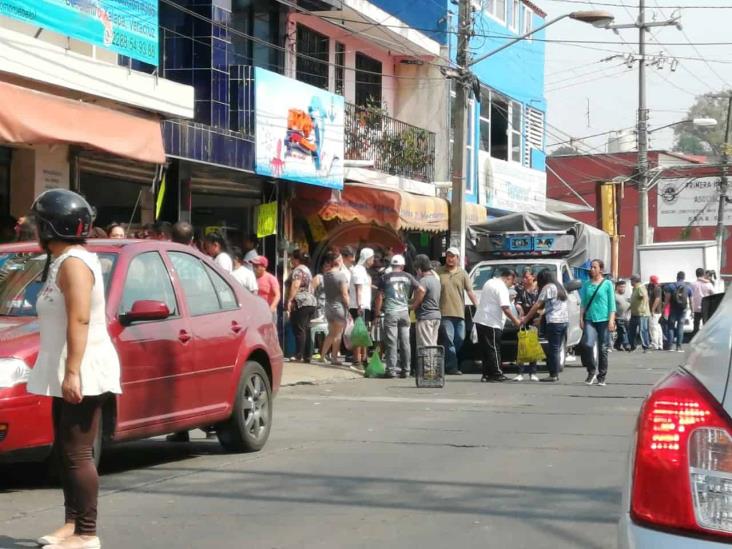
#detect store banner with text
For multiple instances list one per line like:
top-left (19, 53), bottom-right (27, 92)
top-left (0, 0), bottom-right (158, 65)
top-left (254, 68), bottom-right (344, 189)
top-left (479, 153), bottom-right (547, 213)
top-left (657, 177), bottom-right (731, 227)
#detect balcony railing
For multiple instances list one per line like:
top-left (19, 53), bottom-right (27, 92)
top-left (345, 102), bottom-right (436, 183)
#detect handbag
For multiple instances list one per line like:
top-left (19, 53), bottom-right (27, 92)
top-left (517, 327), bottom-right (546, 364)
top-left (342, 314), bottom-right (355, 351)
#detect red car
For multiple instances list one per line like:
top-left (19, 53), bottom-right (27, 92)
top-left (0, 240), bottom-right (283, 464)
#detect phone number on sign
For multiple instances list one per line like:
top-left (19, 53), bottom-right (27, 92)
top-left (112, 31), bottom-right (157, 61)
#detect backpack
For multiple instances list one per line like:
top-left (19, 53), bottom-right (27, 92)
top-left (673, 284), bottom-right (689, 309)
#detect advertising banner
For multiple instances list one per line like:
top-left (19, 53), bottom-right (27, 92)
top-left (254, 67), bottom-right (344, 189)
top-left (479, 153), bottom-right (547, 213)
top-left (0, 0), bottom-right (158, 65)
top-left (657, 177), bottom-right (731, 227)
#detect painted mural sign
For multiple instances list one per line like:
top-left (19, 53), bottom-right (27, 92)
top-left (657, 177), bottom-right (731, 227)
top-left (0, 0), bottom-right (158, 65)
top-left (479, 153), bottom-right (546, 213)
top-left (254, 67), bottom-right (344, 189)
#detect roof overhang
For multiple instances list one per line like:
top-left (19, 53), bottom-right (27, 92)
top-left (546, 197), bottom-right (594, 214)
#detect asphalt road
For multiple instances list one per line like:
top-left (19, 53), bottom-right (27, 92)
top-left (1, 349), bottom-right (684, 549)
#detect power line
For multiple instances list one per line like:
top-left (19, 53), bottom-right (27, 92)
top-left (539, 0), bottom-right (732, 8)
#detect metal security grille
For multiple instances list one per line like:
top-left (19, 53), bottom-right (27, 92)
top-left (296, 24), bottom-right (329, 91)
top-left (525, 107), bottom-right (545, 168)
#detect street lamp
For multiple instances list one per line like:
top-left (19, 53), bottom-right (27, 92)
top-left (649, 117), bottom-right (718, 134)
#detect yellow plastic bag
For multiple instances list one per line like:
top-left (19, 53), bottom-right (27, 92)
top-left (517, 327), bottom-right (546, 364)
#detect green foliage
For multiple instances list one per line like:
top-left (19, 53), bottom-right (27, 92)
top-left (550, 145), bottom-right (580, 157)
top-left (673, 91), bottom-right (732, 157)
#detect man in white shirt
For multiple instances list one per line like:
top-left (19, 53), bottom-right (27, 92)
top-left (242, 233), bottom-right (259, 270)
top-left (473, 269), bottom-right (521, 382)
top-left (231, 246), bottom-right (258, 293)
top-left (691, 267), bottom-right (715, 336)
top-left (349, 248), bottom-right (375, 367)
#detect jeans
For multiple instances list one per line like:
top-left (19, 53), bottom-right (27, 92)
top-left (52, 395), bottom-right (108, 536)
top-left (582, 320), bottom-right (610, 380)
top-left (384, 310), bottom-right (411, 375)
top-left (290, 305), bottom-right (316, 360)
top-left (439, 317), bottom-right (465, 373)
top-left (668, 310), bottom-right (686, 349)
top-left (614, 318), bottom-right (630, 350)
top-left (649, 313), bottom-right (663, 349)
top-left (545, 322), bottom-right (567, 377)
top-left (693, 312), bottom-right (703, 337)
top-left (476, 324), bottom-right (503, 378)
top-left (628, 315), bottom-right (650, 350)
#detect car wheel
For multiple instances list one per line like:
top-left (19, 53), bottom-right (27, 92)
top-left (217, 361), bottom-right (272, 453)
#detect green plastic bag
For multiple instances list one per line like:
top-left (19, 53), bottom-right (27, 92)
top-left (350, 316), bottom-right (373, 348)
top-left (364, 351), bottom-right (385, 378)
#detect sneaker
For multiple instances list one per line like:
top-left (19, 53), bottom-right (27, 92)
top-left (585, 373), bottom-right (598, 385)
top-left (382, 371), bottom-right (395, 379)
top-left (399, 371), bottom-right (409, 379)
top-left (676, 348), bottom-right (684, 353)
top-left (484, 374), bottom-right (509, 382)
top-left (513, 374), bottom-right (525, 382)
top-left (597, 378), bottom-right (607, 386)
top-left (540, 376), bottom-right (559, 382)
top-left (446, 370), bottom-right (463, 376)
top-left (529, 374), bottom-right (540, 382)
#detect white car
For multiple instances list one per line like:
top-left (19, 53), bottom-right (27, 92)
top-left (618, 289), bottom-right (732, 547)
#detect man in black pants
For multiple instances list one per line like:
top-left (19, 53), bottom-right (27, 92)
top-left (473, 269), bottom-right (522, 382)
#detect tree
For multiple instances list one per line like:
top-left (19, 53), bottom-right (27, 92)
top-left (550, 145), bottom-right (580, 156)
top-left (673, 90), bottom-right (732, 158)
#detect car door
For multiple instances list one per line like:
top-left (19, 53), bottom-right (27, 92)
top-left (168, 251), bottom-right (244, 415)
top-left (111, 250), bottom-right (197, 434)
top-left (561, 264), bottom-right (582, 345)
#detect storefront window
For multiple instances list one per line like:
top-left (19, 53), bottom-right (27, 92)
top-left (296, 24), bottom-right (329, 90)
top-left (79, 172), bottom-right (147, 228)
top-left (355, 52), bottom-right (382, 107)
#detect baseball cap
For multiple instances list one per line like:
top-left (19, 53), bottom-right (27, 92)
top-left (446, 246), bottom-right (460, 256)
top-left (250, 255), bottom-right (268, 268)
top-left (390, 254), bottom-right (406, 266)
top-left (650, 275), bottom-right (659, 284)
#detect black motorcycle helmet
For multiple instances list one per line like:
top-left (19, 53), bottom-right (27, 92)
top-left (31, 189), bottom-right (95, 244)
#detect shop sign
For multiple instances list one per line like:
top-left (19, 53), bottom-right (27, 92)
top-left (657, 177), bottom-right (731, 227)
top-left (254, 68), bottom-right (344, 190)
top-left (256, 202), bottom-right (278, 238)
top-left (479, 154), bottom-right (546, 213)
top-left (0, 0), bottom-right (158, 65)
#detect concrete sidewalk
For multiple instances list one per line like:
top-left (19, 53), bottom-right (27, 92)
top-left (281, 360), bottom-right (364, 387)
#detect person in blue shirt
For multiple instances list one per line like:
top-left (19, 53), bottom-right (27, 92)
top-left (580, 259), bottom-right (616, 386)
top-left (663, 271), bottom-right (692, 352)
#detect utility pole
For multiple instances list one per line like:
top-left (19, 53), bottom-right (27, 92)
top-left (448, 0), bottom-right (472, 257)
top-left (717, 96), bottom-right (732, 272)
top-left (637, 0), bottom-right (650, 247)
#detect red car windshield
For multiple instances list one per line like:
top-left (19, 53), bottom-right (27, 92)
top-left (0, 252), bottom-right (117, 317)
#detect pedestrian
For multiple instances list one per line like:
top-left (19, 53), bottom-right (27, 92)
top-left (473, 269), bottom-right (521, 382)
top-left (230, 246), bottom-right (258, 293)
top-left (319, 251), bottom-right (350, 366)
top-left (242, 233), bottom-right (259, 269)
top-left (152, 220), bottom-right (172, 241)
top-left (26, 189), bottom-right (121, 549)
top-left (90, 227), bottom-right (107, 239)
top-left (514, 268), bottom-right (540, 381)
top-left (105, 223), bottom-right (125, 239)
top-left (250, 255), bottom-right (280, 322)
top-left (412, 254), bottom-right (441, 349)
top-left (647, 275), bottom-right (664, 350)
top-left (348, 248), bottom-right (374, 368)
top-left (374, 254), bottom-right (425, 378)
top-left (691, 267), bottom-right (715, 336)
top-left (664, 271), bottom-right (692, 353)
top-left (628, 274), bottom-right (651, 352)
top-left (437, 247), bottom-right (479, 375)
top-left (203, 231), bottom-right (233, 272)
top-left (613, 279), bottom-right (631, 352)
top-left (521, 269), bottom-right (569, 382)
top-left (285, 249), bottom-right (318, 363)
top-left (580, 259), bottom-right (616, 386)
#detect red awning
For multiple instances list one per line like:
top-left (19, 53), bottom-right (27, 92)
top-left (0, 82), bottom-right (165, 164)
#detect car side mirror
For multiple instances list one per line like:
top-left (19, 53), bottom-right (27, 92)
top-left (120, 300), bottom-right (171, 325)
top-left (565, 279), bottom-right (582, 292)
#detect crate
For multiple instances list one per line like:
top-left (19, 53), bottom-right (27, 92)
top-left (416, 346), bottom-right (445, 388)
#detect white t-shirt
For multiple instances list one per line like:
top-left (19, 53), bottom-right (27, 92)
top-left (349, 264), bottom-right (372, 310)
top-left (473, 277), bottom-right (510, 329)
top-left (232, 265), bottom-right (258, 293)
top-left (215, 252), bottom-right (233, 273)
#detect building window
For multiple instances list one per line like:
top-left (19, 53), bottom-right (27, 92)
top-left (508, 0), bottom-right (519, 31)
top-left (355, 52), bottom-right (382, 106)
top-left (334, 42), bottom-right (345, 96)
top-left (296, 24), bottom-right (329, 90)
top-left (523, 6), bottom-right (533, 38)
top-left (510, 100), bottom-right (523, 163)
top-left (490, 93), bottom-right (509, 161)
top-left (479, 87), bottom-right (491, 153)
top-left (485, 0), bottom-right (506, 23)
top-left (525, 107), bottom-right (545, 167)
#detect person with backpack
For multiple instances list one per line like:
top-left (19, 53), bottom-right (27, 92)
top-left (664, 271), bottom-right (692, 353)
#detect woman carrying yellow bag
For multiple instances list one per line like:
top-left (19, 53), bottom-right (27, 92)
top-left (521, 269), bottom-right (569, 382)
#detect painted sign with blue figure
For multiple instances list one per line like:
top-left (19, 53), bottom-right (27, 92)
top-left (254, 67), bottom-right (344, 189)
top-left (0, 0), bottom-right (158, 65)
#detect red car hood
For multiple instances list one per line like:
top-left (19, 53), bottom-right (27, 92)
top-left (0, 316), bottom-right (39, 365)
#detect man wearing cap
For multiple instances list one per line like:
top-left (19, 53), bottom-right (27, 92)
top-left (647, 275), bottom-right (664, 350)
top-left (437, 247), bottom-right (479, 375)
top-left (374, 255), bottom-right (425, 378)
top-left (251, 255), bottom-right (280, 322)
top-left (628, 274), bottom-right (651, 352)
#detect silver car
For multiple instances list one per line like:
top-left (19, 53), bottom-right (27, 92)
top-left (618, 288), bottom-right (732, 547)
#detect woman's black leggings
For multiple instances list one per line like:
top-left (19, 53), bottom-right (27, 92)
top-left (52, 394), bottom-right (108, 536)
top-left (290, 305), bottom-right (316, 360)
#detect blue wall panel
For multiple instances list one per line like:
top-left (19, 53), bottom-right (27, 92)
top-left (366, 0), bottom-right (449, 44)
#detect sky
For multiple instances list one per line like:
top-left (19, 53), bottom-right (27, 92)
top-left (540, 0), bottom-right (732, 154)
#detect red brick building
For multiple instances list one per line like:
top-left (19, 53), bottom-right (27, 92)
top-left (546, 151), bottom-right (730, 278)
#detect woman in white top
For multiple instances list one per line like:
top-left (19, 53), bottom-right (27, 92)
top-left (203, 231), bottom-right (233, 272)
top-left (26, 189), bottom-right (121, 549)
top-left (230, 246), bottom-right (258, 293)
